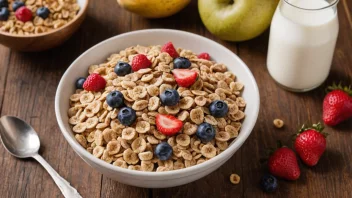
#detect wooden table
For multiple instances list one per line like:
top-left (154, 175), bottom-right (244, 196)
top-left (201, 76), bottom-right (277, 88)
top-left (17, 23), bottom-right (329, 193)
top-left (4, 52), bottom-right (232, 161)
top-left (0, 1), bottom-right (351, 197)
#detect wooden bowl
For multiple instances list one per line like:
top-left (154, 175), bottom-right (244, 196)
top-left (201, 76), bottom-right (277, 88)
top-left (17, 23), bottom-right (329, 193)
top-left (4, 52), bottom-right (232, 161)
top-left (0, 0), bottom-right (89, 52)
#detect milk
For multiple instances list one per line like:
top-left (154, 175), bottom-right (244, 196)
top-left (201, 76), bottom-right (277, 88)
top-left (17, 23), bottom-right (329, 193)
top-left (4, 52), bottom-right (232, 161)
top-left (267, 0), bottom-right (339, 91)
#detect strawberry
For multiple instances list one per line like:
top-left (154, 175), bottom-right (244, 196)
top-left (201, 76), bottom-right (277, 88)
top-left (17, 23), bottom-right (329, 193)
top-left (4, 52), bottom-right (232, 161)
top-left (156, 114), bottom-right (183, 136)
top-left (294, 123), bottom-right (327, 166)
top-left (197, 52), bottom-right (210, 60)
top-left (15, 7), bottom-right (32, 22)
top-left (172, 69), bottom-right (198, 88)
top-left (268, 144), bottom-right (300, 180)
top-left (83, 73), bottom-right (106, 92)
top-left (323, 83), bottom-right (352, 126)
top-left (161, 42), bottom-right (179, 58)
top-left (131, 54), bottom-right (152, 72)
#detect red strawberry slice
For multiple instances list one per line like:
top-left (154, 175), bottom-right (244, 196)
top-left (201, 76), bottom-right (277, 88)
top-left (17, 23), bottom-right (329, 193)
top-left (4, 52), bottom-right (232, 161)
top-left (83, 73), bottom-right (106, 92)
top-left (172, 69), bottom-right (198, 88)
top-left (268, 146), bottom-right (300, 180)
top-left (198, 52), bottom-right (210, 60)
top-left (131, 54), bottom-right (152, 72)
top-left (15, 7), bottom-right (32, 22)
top-left (161, 42), bottom-right (179, 58)
top-left (156, 114), bottom-right (183, 136)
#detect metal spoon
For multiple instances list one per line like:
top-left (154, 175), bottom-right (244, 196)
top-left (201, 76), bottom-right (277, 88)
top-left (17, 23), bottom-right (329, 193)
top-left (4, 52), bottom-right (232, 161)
top-left (0, 116), bottom-right (82, 198)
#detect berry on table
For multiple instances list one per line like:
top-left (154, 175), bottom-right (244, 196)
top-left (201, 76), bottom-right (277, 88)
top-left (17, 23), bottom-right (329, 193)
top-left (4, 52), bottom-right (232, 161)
top-left (260, 174), bottom-right (278, 192)
top-left (209, 100), bottom-right (229, 118)
top-left (114, 61), bottom-right (132, 76)
top-left (196, 122), bottom-right (215, 143)
top-left (197, 52), bottom-right (210, 60)
top-left (12, 1), bottom-right (25, 11)
top-left (161, 41), bottom-right (179, 58)
top-left (118, 107), bottom-right (136, 126)
top-left (155, 142), bottom-right (173, 161)
top-left (83, 73), bottom-right (106, 92)
top-left (160, 89), bottom-right (180, 106)
top-left (268, 146), bottom-right (300, 180)
top-left (173, 57), bottom-right (191, 69)
top-left (0, 0), bottom-right (8, 8)
top-left (0, 7), bottom-right (9, 21)
top-left (106, 90), bottom-right (124, 108)
top-left (36, 7), bottom-right (50, 19)
top-left (75, 77), bottom-right (86, 89)
top-left (15, 6), bottom-right (32, 22)
top-left (131, 54), bottom-right (151, 71)
top-left (172, 69), bottom-right (198, 88)
top-left (156, 114), bottom-right (183, 136)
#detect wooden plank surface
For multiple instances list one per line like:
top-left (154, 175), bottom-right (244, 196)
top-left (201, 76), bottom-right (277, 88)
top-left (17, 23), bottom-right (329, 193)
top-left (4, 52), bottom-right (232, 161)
top-left (0, 0), bottom-right (351, 198)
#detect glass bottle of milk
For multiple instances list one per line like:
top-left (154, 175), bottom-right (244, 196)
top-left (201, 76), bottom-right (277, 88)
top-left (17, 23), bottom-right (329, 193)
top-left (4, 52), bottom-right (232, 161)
top-left (267, 0), bottom-right (339, 92)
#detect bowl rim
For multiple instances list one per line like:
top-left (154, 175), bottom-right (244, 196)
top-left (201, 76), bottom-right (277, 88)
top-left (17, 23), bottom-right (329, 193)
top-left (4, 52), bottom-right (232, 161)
top-left (0, 0), bottom-right (89, 38)
top-left (55, 29), bottom-right (260, 177)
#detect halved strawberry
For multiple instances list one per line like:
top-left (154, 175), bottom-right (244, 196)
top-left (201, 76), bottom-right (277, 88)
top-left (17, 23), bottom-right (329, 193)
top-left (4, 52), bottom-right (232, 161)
top-left (161, 42), bottom-right (179, 58)
top-left (198, 52), bottom-right (210, 60)
top-left (172, 69), bottom-right (198, 88)
top-left (156, 114), bottom-right (183, 136)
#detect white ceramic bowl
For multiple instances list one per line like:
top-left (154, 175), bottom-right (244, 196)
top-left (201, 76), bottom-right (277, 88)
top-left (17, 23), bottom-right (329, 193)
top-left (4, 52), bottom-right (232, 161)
top-left (55, 29), bottom-right (260, 188)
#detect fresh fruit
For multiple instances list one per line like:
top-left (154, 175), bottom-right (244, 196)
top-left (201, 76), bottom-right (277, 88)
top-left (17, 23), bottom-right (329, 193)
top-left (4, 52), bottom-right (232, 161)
top-left (131, 54), bottom-right (151, 71)
top-left (75, 77), bottom-right (86, 89)
top-left (12, 1), bottom-right (25, 11)
top-left (83, 73), bottom-right (106, 92)
top-left (118, 107), bottom-right (136, 126)
top-left (15, 6), bottom-right (32, 22)
top-left (161, 42), bottom-right (179, 58)
top-left (173, 57), bottom-right (191, 69)
top-left (117, 0), bottom-right (191, 18)
top-left (160, 89), bottom-right (180, 106)
top-left (198, 0), bottom-right (279, 41)
top-left (268, 146), bottom-right (300, 180)
top-left (323, 83), bottom-right (352, 126)
top-left (36, 7), bottom-right (50, 19)
top-left (260, 174), bottom-right (278, 192)
top-left (196, 122), bottom-right (215, 143)
top-left (0, 0), bottom-right (8, 8)
top-left (172, 69), bottom-right (198, 88)
top-left (156, 114), bottom-right (183, 136)
top-left (209, 100), bottom-right (229, 118)
top-left (197, 52), bottom-right (210, 60)
top-left (114, 61), bottom-right (132, 76)
top-left (294, 123), bottom-right (327, 166)
top-left (106, 90), bottom-right (124, 108)
top-left (154, 142), bottom-right (173, 160)
top-left (0, 7), bottom-right (9, 21)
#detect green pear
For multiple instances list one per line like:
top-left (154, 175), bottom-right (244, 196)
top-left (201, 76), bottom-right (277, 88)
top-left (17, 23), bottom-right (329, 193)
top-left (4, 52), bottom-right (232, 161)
top-left (198, 0), bottom-right (279, 42)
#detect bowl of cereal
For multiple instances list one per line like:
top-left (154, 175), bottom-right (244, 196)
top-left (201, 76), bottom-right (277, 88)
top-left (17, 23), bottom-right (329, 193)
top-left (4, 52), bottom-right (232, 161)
top-left (55, 29), bottom-right (260, 188)
top-left (0, 0), bottom-right (88, 51)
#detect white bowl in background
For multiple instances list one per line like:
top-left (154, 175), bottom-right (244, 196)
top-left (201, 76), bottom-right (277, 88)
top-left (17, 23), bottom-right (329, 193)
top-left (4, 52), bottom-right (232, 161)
top-left (55, 29), bottom-right (260, 188)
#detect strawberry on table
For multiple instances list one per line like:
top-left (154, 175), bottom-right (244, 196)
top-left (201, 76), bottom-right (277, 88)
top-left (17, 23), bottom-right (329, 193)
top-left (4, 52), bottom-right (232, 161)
top-left (131, 54), bottom-right (152, 71)
top-left (323, 83), bottom-right (352, 126)
top-left (161, 42), bottom-right (179, 58)
top-left (198, 52), bottom-right (210, 60)
top-left (83, 73), bottom-right (106, 92)
top-left (172, 69), bottom-right (198, 88)
top-left (156, 114), bottom-right (183, 136)
top-left (294, 123), bottom-right (327, 167)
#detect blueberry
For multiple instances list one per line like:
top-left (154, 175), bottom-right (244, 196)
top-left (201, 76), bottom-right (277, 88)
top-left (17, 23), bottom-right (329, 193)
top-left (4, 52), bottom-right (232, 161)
top-left (155, 142), bottom-right (173, 161)
top-left (209, 100), bottom-right (228, 118)
top-left (114, 61), bottom-right (132, 76)
top-left (173, 57), bottom-right (191, 69)
top-left (36, 7), bottom-right (50, 19)
top-left (106, 91), bottom-right (124, 108)
top-left (0, 0), bottom-right (8, 8)
top-left (118, 107), bottom-right (136, 126)
top-left (0, 7), bottom-right (9, 21)
top-left (75, 77), bottom-right (86, 89)
top-left (196, 123), bottom-right (215, 143)
top-left (160, 89), bottom-right (179, 106)
top-left (12, 1), bottom-right (25, 11)
top-left (260, 174), bottom-right (278, 192)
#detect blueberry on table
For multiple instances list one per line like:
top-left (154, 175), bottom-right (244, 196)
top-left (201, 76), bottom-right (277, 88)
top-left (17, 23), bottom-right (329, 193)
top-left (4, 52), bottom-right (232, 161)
top-left (209, 100), bottom-right (229, 118)
top-left (0, 7), bottom-right (9, 21)
top-left (36, 7), bottom-right (50, 19)
top-left (106, 90), bottom-right (124, 108)
top-left (173, 57), bottom-right (191, 69)
top-left (260, 174), bottom-right (278, 192)
top-left (160, 89), bottom-right (180, 106)
top-left (196, 123), bottom-right (215, 143)
top-left (118, 107), bottom-right (136, 126)
top-left (0, 0), bottom-right (8, 8)
top-left (75, 77), bottom-right (86, 89)
top-left (155, 142), bottom-right (173, 161)
top-left (12, 1), bottom-right (25, 11)
top-left (114, 61), bottom-right (132, 76)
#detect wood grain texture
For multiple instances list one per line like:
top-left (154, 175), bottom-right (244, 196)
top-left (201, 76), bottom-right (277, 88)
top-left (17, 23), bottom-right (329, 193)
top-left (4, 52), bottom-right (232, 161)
top-left (0, 0), bottom-right (351, 198)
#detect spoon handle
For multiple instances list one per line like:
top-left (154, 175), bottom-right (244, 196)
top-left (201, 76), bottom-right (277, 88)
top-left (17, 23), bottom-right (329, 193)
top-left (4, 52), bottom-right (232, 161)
top-left (33, 154), bottom-right (82, 198)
